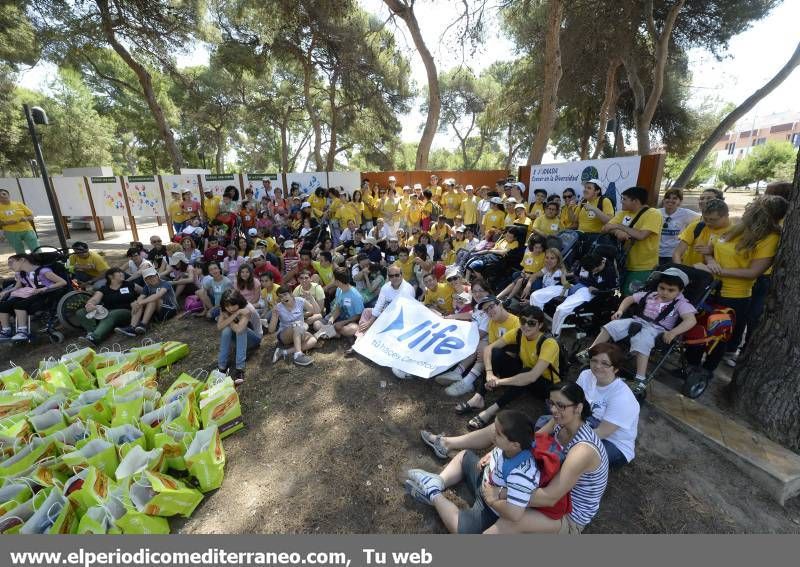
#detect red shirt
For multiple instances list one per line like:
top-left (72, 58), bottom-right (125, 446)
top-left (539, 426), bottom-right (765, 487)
top-left (254, 261), bottom-right (282, 283)
top-left (202, 245), bottom-right (226, 263)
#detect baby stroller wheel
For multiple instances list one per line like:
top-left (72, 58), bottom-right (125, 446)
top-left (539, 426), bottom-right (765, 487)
top-left (57, 290), bottom-right (92, 330)
top-left (682, 369), bottom-right (709, 399)
top-left (48, 330), bottom-right (65, 344)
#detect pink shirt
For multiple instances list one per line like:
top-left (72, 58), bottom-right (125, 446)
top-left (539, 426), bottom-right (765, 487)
top-left (632, 291), bottom-right (696, 330)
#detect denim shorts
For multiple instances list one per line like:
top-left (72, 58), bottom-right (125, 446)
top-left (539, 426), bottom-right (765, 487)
top-left (456, 450), bottom-right (499, 534)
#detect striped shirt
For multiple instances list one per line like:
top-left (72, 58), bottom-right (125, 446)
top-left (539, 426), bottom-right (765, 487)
top-left (554, 422), bottom-right (609, 527)
top-left (483, 447), bottom-right (540, 512)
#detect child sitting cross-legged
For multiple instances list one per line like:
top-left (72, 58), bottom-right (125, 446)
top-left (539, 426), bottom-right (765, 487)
top-left (403, 410), bottom-right (539, 534)
top-left (584, 267), bottom-right (697, 391)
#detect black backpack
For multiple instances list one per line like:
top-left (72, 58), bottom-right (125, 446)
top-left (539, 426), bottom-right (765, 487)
top-left (30, 251), bottom-right (72, 289)
top-left (535, 333), bottom-right (569, 383)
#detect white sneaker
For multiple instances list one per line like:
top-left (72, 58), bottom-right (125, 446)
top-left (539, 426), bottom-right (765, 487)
top-left (392, 367), bottom-right (414, 380)
top-left (434, 369), bottom-right (463, 386)
top-left (723, 351), bottom-right (739, 368)
top-left (272, 347), bottom-right (285, 364)
top-left (445, 379), bottom-right (474, 397)
top-left (11, 331), bottom-right (30, 342)
top-left (293, 353), bottom-right (313, 367)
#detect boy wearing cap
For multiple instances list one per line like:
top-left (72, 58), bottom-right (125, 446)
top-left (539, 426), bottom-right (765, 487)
top-left (482, 198), bottom-right (506, 233)
top-left (68, 242), bottom-right (110, 288)
top-left (0, 188), bottom-right (38, 254)
top-left (578, 179), bottom-right (614, 233)
top-left (115, 267), bottom-right (178, 336)
top-left (588, 268), bottom-right (697, 391)
top-left (459, 185), bottom-right (479, 233)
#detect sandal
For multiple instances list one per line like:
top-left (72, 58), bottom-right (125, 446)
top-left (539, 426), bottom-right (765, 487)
top-left (467, 415), bottom-right (490, 431)
top-left (455, 402), bottom-right (480, 415)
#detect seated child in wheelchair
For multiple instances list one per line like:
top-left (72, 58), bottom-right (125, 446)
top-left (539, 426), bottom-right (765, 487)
top-left (586, 267), bottom-right (697, 387)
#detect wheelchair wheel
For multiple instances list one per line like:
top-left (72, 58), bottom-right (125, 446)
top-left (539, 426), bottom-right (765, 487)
top-left (48, 331), bottom-right (65, 344)
top-left (57, 290), bottom-right (92, 329)
top-left (682, 370), bottom-right (710, 399)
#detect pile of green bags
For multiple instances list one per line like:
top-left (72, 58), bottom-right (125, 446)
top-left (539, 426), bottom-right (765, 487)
top-left (0, 340), bottom-right (244, 534)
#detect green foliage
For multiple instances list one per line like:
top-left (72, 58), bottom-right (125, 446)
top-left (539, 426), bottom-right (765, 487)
top-left (746, 141), bottom-right (797, 185)
top-left (717, 159), bottom-right (754, 189)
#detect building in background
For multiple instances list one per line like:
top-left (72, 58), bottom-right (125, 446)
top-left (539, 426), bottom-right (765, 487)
top-left (712, 110), bottom-right (800, 167)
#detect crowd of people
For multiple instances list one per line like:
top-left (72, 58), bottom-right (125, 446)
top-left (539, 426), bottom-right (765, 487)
top-left (0, 173), bottom-right (791, 534)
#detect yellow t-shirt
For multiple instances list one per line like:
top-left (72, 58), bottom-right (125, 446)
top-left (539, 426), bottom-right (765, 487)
top-left (68, 251), bottom-right (109, 278)
top-left (453, 238), bottom-right (467, 252)
top-left (560, 204), bottom-right (579, 229)
top-left (351, 201), bottom-right (365, 224)
top-left (394, 257), bottom-right (415, 282)
top-left (460, 196), bottom-right (479, 225)
top-left (488, 313), bottom-right (520, 344)
top-left (428, 185), bottom-right (443, 202)
top-left (713, 232), bottom-right (780, 299)
top-left (423, 282), bottom-right (454, 314)
top-left (493, 238), bottom-right (519, 252)
top-left (512, 215), bottom-right (532, 234)
top-left (336, 202), bottom-right (359, 227)
top-left (502, 329), bottom-right (560, 382)
top-left (168, 200), bottom-right (187, 223)
top-left (0, 201), bottom-right (34, 232)
top-left (380, 197), bottom-right (400, 218)
top-left (430, 222), bottom-right (451, 242)
top-left (609, 207), bottom-right (663, 271)
top-left (202, 195), bottom-right (221, 220)
top-left (311, 261), bottom-right (334, 286)
top-left (309, 194), bottom-right (327, 219)
top-left (578, 197), bottom-right (615, 233)
top-left (677, 219), bottom-right (729, 266)
top-left (533, 215), bottom-right (562, 236)
top-left (442, 191), bottom-right (464, 219)
top-left (261, 285), bottom-right (279, 310)
top-left (405, 202), bottom-right (423, 227)
top-left (521, 250), bottom-right (545, 274)
top-left (440, 249), bottom-right (456, 266)
top-left (361, 197), bottom-right (373, 221)
top-left (529, 202), bottom-right (545, 219)
top-left (482, 209), bottom-right (506, 233)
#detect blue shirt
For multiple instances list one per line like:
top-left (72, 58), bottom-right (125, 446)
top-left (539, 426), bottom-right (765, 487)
top-left (334, 286), bottom-right (364, 320)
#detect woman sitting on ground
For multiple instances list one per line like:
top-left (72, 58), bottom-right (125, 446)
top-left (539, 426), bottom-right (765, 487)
top-left (457, 305), bottom-right (561, 431)
top-left (233, 263), bottom-right (261, 306)
top-left (0, 254), bottom-right (69, 341)
top-left (166, 251), bottom-right (199, 301)
top-left (77, 267), bottom-right (140, 346)
top-left (421, 381), bottom-right (609, 534)
top-left (539, 343), bottom-right (639, 469)
top-left (196, 261), bottom-right (232, 320)
top-left (217, 289), bottom-right (263, 385)
top-left (267, 285), bottom-right (319, 367)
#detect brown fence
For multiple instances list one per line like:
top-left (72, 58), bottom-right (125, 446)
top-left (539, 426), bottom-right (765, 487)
top-left (360, 170), bottom-right (511, 190)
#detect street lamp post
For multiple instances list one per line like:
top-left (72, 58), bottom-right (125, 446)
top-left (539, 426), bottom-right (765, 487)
top-left (23, 104), bottom-right (69, 251)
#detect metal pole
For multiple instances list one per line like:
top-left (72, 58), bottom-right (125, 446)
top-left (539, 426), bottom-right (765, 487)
top-left (23, 104), bottom-right (69, 250)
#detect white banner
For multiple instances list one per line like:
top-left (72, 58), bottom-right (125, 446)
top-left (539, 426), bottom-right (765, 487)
top-left (51, 176), bottom-right (93, 216)
top-left (201, 174), bottom-right (240, 197)
top-left (17, 178), bottom-right (50, 215)
top-left (353, 297), bottom-right (479, 378)
top-left (123, 175), bottom-right (166, 217)
top-left (327, 171), bottom-right (361, 196)
top-left (243, 173), bottom-right (280, 200)
top-left (286, 172), bottom-right (326, 196)
top-left (0, 178), bottom-right (23, 202)
top-left (529, 156), bottom-right (641, 207)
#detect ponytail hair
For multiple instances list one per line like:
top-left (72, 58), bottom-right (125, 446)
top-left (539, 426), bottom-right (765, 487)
top-left (553, 382), bottom-right (592, 421)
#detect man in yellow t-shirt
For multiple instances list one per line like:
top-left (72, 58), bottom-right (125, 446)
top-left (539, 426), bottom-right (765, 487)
top-left (577, 179), bottom-right (615, 233)
top-left (481, 197), bottom-right (506, 234)
top-left (441, 180), bottom-right (463, 222)
top-left (603, 186), bottom-right (662, 294)
top-left (672, 199), bottom-right (730, 266)
top-left (167, 190), bottom-right (186, 232)
top-left (532, 202), bottom-right (562, 237)
top-left (201, 189), bottom-right (221, 223)
top-left (394, 247), bottom-right (415, 282)
top-left (460, 185), bottom-right (480, 231)
top-left (68, 241), bottom-right (110, 287)
top-left (422, 272), bottom-right (454, 314)
top-left (427, 175), bottom-right (443, 203)
top-left (0, 189), bottom-right (39, 253)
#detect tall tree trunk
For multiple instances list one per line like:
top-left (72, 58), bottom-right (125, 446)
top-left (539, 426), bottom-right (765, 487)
top-left (96, 0), bottom-right (183, 173)
top-left (326, 70), bottom-right (339, 172)
top-left (215, 128), bottom-right (224, 173)
top-left (622, 0), bottom-right (685, 157)
top-left (732, 147), bottom-right (800, 451)
top-left (527, 0), bottom-right (563, 165)
top-left (302, 40), bottom-right (324, 171)
top-left (593, 58), bottom-right (621, 159)
top-left (280, 118), bottom-right (290, 172)
top-left (384, 0), bottom-right (439, 169)
top-left (675, 42), bottom-right (800, 188)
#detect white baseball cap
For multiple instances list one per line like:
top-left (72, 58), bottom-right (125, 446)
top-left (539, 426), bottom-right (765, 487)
top-left (388, 175), bottom-right (397, 182)
top-left (248, 228), bottom-right (258, 236)
top-left (300, 202), bottom-right (311, 209)
top-left (284, 240), bottom-right (295, 249)
top-left (584, 178), bottom-right (605, 191)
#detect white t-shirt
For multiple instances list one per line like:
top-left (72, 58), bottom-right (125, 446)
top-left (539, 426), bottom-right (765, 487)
top-left (576, 369), bottom-right (640, 462)
top-left (542, 268), bottom-right (562, 288)
top-left (371, 280), bottom-right (415, 317)
top-left (658, 207), bottom-right (699, 257)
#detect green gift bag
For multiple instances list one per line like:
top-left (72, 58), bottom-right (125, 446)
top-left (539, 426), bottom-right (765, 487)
top-left (94, 350), bottom-right (130, 370)
top-left (0, 483), bottom-right (33, 516)
top-left (106, 368), bottom-right (158, 392)
top-left (129, 342), bottom-right (167, 366)
top-left (0, 366), bottom-right (29, 392)
top-left (0, 414), bottom-right (32, 454)
top-left (28, 408), bottom-right (68, 437)
top-left (20, 487), bottom-right (78, 534)
top-left (64, 360), bottom-right (96, 391)
top-left (39, 361), bottom-right (77, 393)
top-left (154, 341), bottom-right (189, 369)
top-left (185, 425), bottom-right (225, 492)
top-left (116, 506), bottom-right (170, 534)
top-left (44, 419), bottom-right (97, 453)
top-left (104, 424), bottom-right (147, 458)
top-left (64, 466), bottom-right (114, 515)
top-left (0, 488), bottom-right (49, 534)
top-left (129, 470), bottom-right (203, 517)
top-left (61, 439), bottom-right (119, 477)
top-left (0, 392), bottom-right (35, 420)
top-left (77, 483), bottom-right (126, 534)
top-left (115, 446), bottom-right (166, 481)
top-left (65, 388), bottom-right (112, 427)
top-left (199, 376), bottom-right (243, 439)
top-left (60, 346), bottom-right (96, 375)
top-left (95, 355), bottom-right (141, 388)
top-left (0, 438), bottom-right (56, 479)
top-left (162, 373), bottom-right (205, 405)
top-left (153, 426), bottom-right (193, 471)
top-left (140, 398), bottom-right (199, 448)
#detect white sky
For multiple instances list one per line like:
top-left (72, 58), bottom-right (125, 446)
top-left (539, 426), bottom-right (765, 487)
top-left (17, 0), bottom-right (800, 153)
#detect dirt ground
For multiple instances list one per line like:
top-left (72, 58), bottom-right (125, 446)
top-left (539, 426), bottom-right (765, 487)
top-left (5, 312), bottom-right (800, 534)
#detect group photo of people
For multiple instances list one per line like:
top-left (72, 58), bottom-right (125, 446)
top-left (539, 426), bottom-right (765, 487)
top-left (0, 170), bottom-right (791, 535)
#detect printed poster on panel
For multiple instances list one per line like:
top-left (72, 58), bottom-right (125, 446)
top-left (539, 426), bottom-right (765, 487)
top-left (52, 176), bottom-right (93, 216)
top-left (529, 156), bottom-right (641, 208)
top-left (89, 176), bottom-right (127, 216)
top-left (123, 176), bottom-right (165, 217)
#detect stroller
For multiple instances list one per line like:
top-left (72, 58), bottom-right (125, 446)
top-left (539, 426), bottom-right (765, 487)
top-left (465, 225), bottom-right (528, 292)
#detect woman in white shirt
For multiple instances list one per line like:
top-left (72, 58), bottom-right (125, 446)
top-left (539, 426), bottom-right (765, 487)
top-left (658, 188), bottom-right (699, 265)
